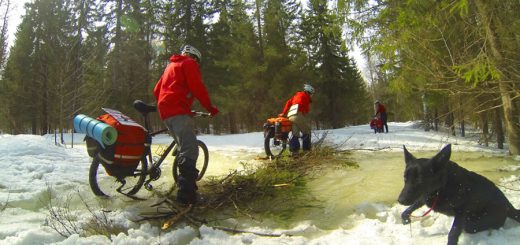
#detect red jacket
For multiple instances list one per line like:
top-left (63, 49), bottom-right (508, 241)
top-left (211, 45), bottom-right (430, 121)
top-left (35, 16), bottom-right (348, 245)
top-left (154, 55), bottom-right (213, 120)
top-left (375, 103), bottom-right (386, 115)
top-left (282, 91), bottom-right (312, 115)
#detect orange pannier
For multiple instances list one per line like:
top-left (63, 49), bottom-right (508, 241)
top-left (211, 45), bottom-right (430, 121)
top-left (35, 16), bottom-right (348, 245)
top-left (267, 116), bottom-right (292, 133)
top-left (96, 108), bottom-right (146, 170)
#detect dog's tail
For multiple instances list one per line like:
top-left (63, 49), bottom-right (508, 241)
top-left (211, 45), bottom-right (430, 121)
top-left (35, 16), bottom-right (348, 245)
top-left (508, 208), bottom-right (520, 223)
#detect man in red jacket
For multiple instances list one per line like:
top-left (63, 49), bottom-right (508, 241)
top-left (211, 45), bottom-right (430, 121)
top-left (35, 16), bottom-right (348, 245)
top-left (280, 84), bottom-right (314, 156)
top-left (154, 45), bottom-right (219, 205)
top-left (374, 100), bottom-right (388, 133)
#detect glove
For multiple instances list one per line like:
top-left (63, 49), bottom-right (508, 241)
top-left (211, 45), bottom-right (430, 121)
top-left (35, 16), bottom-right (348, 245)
top-left (208, 105), bottom-right (219, 117)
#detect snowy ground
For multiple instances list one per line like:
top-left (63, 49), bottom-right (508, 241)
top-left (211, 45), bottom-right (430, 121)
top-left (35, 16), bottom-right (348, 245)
top-left (1, 122), bottom-right (519, 244)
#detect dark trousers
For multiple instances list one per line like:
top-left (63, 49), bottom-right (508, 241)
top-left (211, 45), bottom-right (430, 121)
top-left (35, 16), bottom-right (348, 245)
top-left (381, 112), bottom-right (388, 133)
top-left (164, 115), bottom-right (200, 203)
top-left (176, 156), bottom-right (199, 203)
top-left (290, 133), bottom-right (311, 152)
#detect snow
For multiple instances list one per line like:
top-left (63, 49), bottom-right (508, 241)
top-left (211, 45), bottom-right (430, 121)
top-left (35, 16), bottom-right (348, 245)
top-left (1, 122), bottom-right (519, 244)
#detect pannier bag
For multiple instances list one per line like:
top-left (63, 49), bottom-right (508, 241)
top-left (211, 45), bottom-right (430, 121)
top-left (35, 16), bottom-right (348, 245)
top-left (266, 116), bottom-right (292, 138)
top-left (86, 108), bottom-right (146, 177)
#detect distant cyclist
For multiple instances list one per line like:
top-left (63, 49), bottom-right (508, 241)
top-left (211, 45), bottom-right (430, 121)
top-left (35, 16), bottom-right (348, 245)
top-left (154, 45), bottom-right (219, 205)
top-left (279, 84), bottom-right (314, 156)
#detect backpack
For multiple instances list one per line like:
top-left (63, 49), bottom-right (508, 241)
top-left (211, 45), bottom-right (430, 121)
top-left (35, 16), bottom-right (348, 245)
top-left (86, 108), bottom-right (146, 177)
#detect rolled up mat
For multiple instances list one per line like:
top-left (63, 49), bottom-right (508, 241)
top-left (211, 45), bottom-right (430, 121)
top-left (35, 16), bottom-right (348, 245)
top-left (73, 114), bottom-right (118, 148)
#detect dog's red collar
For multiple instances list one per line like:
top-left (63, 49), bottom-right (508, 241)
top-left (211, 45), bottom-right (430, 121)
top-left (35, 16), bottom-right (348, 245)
top-left (412, 192), bottom-right (440, 218)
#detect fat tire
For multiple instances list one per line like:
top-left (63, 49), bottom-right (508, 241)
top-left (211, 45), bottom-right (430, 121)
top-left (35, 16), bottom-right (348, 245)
top-left (89, 157), bottom-right (148, 197)
top-left (264, 136), bottom-right (287, 158)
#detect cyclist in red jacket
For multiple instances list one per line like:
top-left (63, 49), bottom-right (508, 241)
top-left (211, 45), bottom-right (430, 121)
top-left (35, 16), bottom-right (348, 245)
top-left (280, 84), bottom-right (314, 156)
top-left (154, 45), bottom-right (219, 205)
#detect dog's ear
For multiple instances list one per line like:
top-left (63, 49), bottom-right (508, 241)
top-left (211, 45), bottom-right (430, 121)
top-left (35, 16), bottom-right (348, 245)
top-left (431, 144), bottom-right (451, 171)
top-left (403, 145), bottom-right (416, 164)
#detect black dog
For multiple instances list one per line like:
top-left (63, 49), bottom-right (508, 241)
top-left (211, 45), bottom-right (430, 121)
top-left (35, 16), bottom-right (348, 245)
top-left (398, 144), bottom-right (520, 245)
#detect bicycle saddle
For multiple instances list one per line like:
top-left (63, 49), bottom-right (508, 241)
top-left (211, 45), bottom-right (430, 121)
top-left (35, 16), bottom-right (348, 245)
top-left (133, 100), bottom-right (157, 115)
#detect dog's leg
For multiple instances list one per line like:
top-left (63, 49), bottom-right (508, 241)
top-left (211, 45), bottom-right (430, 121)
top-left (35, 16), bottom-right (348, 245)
top-left (447, 215), bottom-right (465, 245)
top-left (401, 201), bottom-right (423, 224)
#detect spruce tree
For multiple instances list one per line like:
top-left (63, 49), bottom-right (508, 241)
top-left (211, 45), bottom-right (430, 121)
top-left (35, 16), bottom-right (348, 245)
top-left (301, 0), bottom-right (369, 128)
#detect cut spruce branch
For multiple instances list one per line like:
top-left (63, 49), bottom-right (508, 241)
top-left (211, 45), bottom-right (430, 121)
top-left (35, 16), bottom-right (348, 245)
top-left (136, 136), bottom-right (357, 231)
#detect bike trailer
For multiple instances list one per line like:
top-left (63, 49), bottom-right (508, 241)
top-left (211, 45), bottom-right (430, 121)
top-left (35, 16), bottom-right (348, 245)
top-left (86, 108), bottom-right (146, 176)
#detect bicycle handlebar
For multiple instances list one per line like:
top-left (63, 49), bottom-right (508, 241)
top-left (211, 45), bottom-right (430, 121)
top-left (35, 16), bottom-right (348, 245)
top-left (191, 111), bottom-right (212, 118)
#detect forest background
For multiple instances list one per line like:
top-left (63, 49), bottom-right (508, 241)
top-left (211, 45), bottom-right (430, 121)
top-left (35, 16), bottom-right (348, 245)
top-left (0, 0), bottom-right (519, 155)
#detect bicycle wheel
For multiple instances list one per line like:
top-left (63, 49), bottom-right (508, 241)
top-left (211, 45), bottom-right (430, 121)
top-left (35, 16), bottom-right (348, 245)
top-left (264, 135), bottom-right (287, 158)
top-left (89, 157), bottom-right (148, 197)
top-left (172, 140), bottom-right (209, 182)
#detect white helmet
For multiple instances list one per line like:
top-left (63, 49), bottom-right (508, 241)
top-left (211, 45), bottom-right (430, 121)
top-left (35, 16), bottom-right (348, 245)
top-left (181, 45), bottom-right (202, 62)
top-left (303, 84), bottom-right (315, 94)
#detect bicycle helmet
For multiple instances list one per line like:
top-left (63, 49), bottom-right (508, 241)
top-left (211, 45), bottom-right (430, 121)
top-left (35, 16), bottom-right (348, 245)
top-left (181, 45), bottom-right (202, 62)
top-left (374, 100), bottom-right (380, 104)
top-left (303, 84), bottom-right (315, 95)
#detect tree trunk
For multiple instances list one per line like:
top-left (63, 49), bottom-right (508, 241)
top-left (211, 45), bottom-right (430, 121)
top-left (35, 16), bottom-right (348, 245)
top-left (481, 111), bottom-right (489, 147)
top-left (41, 78), bottom-right (49, 135)
top-left (433, 108), bottom-right (439, 131)
top-left (498, 83), bottom-right (520, 153)
top-left (254, 0), bottom-right (264, 57)
top-left (494, 107), bottom-right (504, 149)
top-left (446, 109), bottom-right (455, 136)
top-left (113, 0), bottom-right (123, 93)
top-left (422, 93), bottom-right (430, 131)
top-left (228, 113), bottom-right (237, 134)
top-left (459, 99), bottom-right (465, 137)
top-left (72, 0), bottom-right (86, 129)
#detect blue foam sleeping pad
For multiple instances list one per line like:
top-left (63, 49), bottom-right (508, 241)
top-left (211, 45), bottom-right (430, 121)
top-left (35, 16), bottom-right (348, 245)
top-left (73, 114), bottom-right (118, 148)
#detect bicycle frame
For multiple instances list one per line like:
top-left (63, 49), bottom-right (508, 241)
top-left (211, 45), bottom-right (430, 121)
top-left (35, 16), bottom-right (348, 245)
top-left (136, 102), bottom-right (211, 188)
top-left (146, 129), bottom-right (173, 168)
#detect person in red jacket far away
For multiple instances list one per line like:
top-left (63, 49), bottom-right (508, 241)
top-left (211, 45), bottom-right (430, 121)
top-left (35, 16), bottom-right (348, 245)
top-left (374, 100), bottom-right (388, 133)
top-left (154, 44), bottom-right (219, 205)
top-left (280, 84), bottom-right (315, 157)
